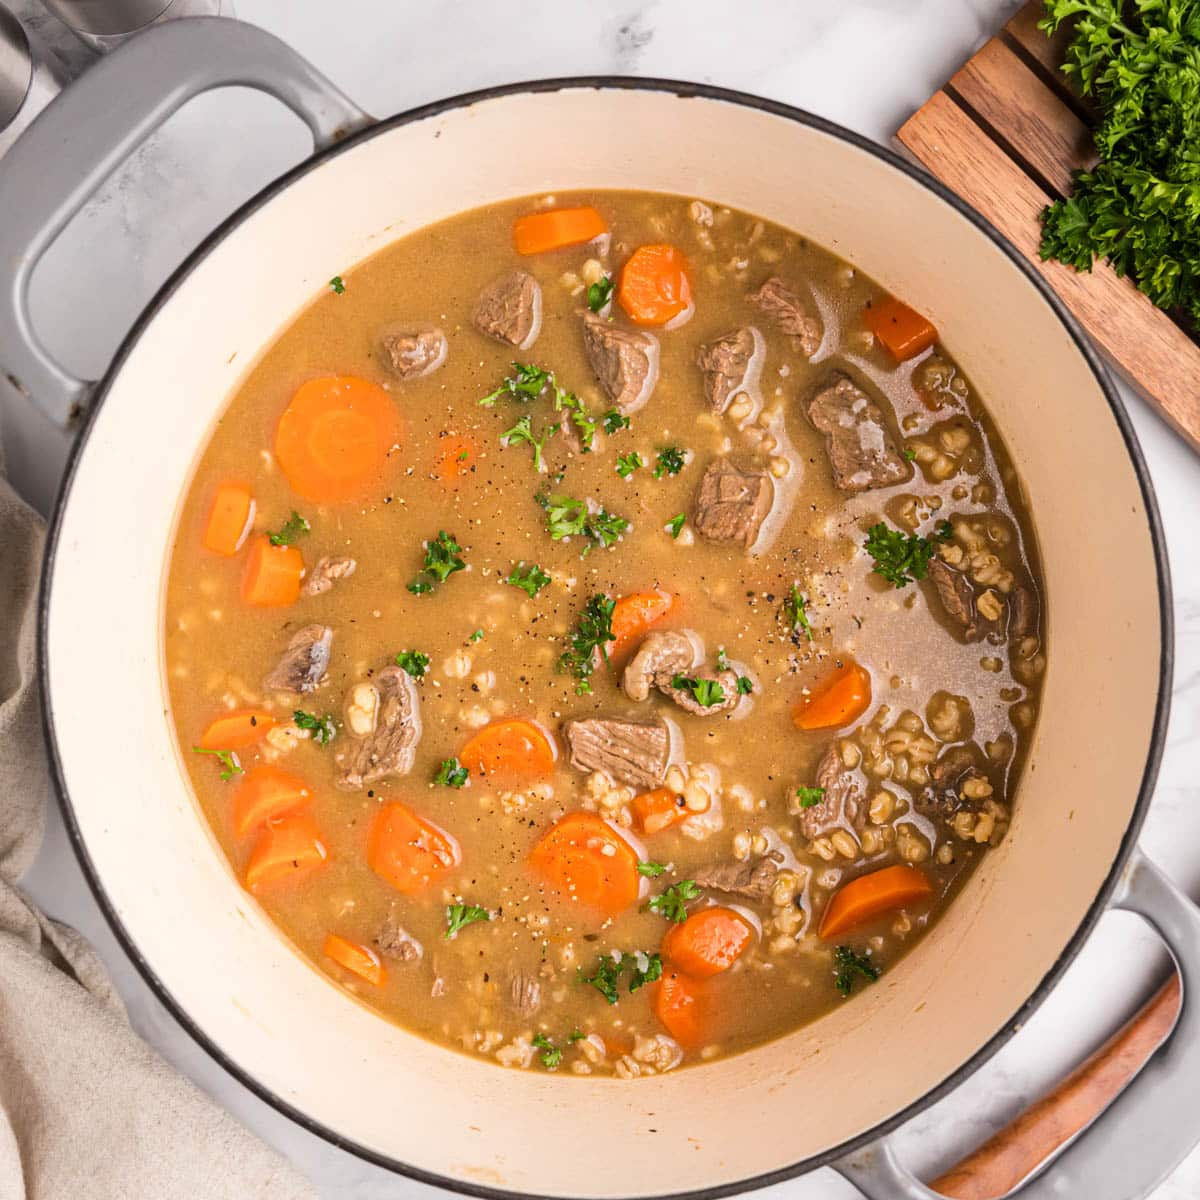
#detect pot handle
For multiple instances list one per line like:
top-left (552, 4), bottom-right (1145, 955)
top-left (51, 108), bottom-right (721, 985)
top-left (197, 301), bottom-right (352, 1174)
top-left (834, 848), bottom-right (1199, 1200)
top-left (0, 16), bottom-right (371, 428)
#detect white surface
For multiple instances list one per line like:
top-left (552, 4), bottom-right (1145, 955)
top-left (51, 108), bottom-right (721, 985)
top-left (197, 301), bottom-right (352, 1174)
top-left (6, 2), bottom-right (1200, 1197)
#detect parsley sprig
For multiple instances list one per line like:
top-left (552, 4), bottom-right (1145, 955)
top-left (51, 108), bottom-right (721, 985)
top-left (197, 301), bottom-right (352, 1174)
top-left (293, 710), bottom-right (336, 745)
top-left (190, 746), bottom-right (243, 781)
top-left (602, 409), bottom-right (630, 435)
top-left (532, 1033), bottom-right (563, 1070)
top-left (535, 492), bottom-right (628, 555)
top-left (795, 785), bottom-right (826, 809)
top-left (864, 520), bottom-right (951, 588)
top-left (445, 904), bottom-right (490, 939)
top-left (648, 880), bottom-right (701, 923)
top-left (479, 362), bottom-right (551, 406)
top-left (833, 945), bottom-right (881, 996)
top-left (652, 446), bottom-right (687, 478)
top-left (560, 594), bottom-right (615, 694)
top-left (502, 414), bottom-right (558, 473)
top-left (506, 561), bottom-right (551, 598)
top-left (395, 649), bottom-right (430, 678)
top-left (670, 675), bottom-right (727, 708)
top-left (783, 584), bottom-right (813, 641)
top-left (615, 451), bottom-right (643, 479)
top-left (587, 276), bottom-right (614, 312)
top-left (434, 758), bottom-right (469, 788)
top-left (268, 511), bottom-right (310, 546)
top-left (408, 530), bottom-right (466, 595)
top-left (580, 949), bottom-right (663, 1004)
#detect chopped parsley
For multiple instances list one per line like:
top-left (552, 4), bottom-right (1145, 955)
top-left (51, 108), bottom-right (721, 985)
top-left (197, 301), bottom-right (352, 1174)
top-left (506, 561), bottom-right (552, 598)
top-left (329, 275), bottom-right (345, 294)
top-left (502, 414), bottom-right (558, 473)
top-left (903, 447), bottom-right (917, 462)
top-left (587, 276), bottom-right (615, 312)
top-left (783, 584), bottom-right (813, 641)
top-left (479, 362), bottom-right (551, 407)
top-left (445, 904), bottom-right (490, 939)
top-left (408, 530), bottom-right (466, 594)
top-left (602, 408), bottom-right (631, 435)
top-left (648, 879), bottom-right (701, 923)
top-left (664, 512), bottom-right (686, 539)
top-left (670, 675), bottom-right (727, 708)
top-left (535, 492), bottom-right (628, 555)
top-left (395, 649), bottom-right (430, 678)
top-left (559, 593), bottom-right (615, 694)
top-left (864, 519), bottom-right (952, 588)
top-left (736, 675), bottom-right (754, 695)
top-left (796, 785), bottom-right (826, 809)
top-left (190, 746), bottom-right (243, 781)
top-left (652, 445), bottom-right (687, 478)
top-left (580, 949), bottom-right (662, 1003)
top-left (532, 1033), bottom-right (563, 1070)
top-left (637, 860), bottom-right (667, 878)
top-left (615, 451), bottom-right (643, 478)
top-left (469, 628), bottom-right (484, 642)
top-left (555, 390), bottom-right (599, 452)
top-left (833, 945), bottom-right (881, 997)
top-left (268, 510), bottom-right (310, 546)
top-left (434, 757), bottom-right (469, 788)
top-left (293, 710), bottom-right (336, 745)
top-left (568, 1028), bottom-right (586, 1043)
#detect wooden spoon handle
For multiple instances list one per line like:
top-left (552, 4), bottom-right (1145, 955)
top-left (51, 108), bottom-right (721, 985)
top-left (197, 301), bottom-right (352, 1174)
top-left (932, 975), bottom-right (1181, 1199)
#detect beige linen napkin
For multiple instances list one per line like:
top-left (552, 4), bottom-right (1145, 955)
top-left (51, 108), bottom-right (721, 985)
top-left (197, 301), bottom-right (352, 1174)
top-left (0, 439), bottom-right (315, 1200)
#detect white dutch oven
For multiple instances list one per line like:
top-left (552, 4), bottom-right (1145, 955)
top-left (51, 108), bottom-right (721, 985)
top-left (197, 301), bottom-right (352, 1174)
top-left (1, 18), bottom-right (1195, 1200)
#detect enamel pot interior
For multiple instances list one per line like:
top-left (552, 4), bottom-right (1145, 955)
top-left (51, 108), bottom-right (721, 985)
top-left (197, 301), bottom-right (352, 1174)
top-left (44, 85), bottom-right (1164, 1198)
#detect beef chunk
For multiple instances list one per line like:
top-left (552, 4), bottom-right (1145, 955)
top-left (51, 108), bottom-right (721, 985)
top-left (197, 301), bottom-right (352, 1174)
top-left (581, 312), bottom-right (659, 414)
top-left (336, 666), bottom-right (422, 790)
top-left (917, 745), bottom-right (986, 822)
top-left (693, 852), bottom-right (783, 904)
top-left (659, 670), bottom-right (742, 717)
top-left (263, 625), bottom-right (332, 694)
top-left (563, 716), bottom-right (670, 790)
top-left (797, 742), bottom-right (863, 841)
top-left (750, 277), bottom-right (821, 356)
top-left (622, 629), bottom-right (702, 702)
top-left (928, 559), bottom-right (997, 642)
top-left (693, 459), bottom-right (774, 549)
top-left (474, 271), bottom-right (542, 349)
top-left (696, 326), bottom-right (760, 414)
top-left (805, 373), bottom-right (911, 492)
top-left (1009, 584), bottom-right (1039, 642)
top-left (380, 327), bottom-right (447, 380)
top-left (302, 555), bottom-right (356, 597)
top-left (508, 971), bottom-right (542, 1018)
top-left (375, 911), bottom-right (423, 962)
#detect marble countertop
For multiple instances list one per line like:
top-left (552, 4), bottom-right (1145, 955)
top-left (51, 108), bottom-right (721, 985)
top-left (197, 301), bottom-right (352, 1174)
top-left (5, 1), bottom-right (1199, 1197)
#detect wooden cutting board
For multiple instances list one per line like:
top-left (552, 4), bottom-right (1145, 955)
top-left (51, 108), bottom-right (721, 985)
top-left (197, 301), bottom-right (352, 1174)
top-left (896, 0), bottom-right (1200, 452)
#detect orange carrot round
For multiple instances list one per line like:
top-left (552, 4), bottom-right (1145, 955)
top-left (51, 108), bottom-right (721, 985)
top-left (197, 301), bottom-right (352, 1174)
top-left (368, 801), bottom-right (460, 895)
top-left (240, 536), bottom-right (304, 607)
top-left (231, 765), bottom-right (312, 839)
top-left (662, 906), bottom-right (754, 978)
top-left (618, 244), bottom-right (692, 326)
top-left (793, 658), bottom-right (872, 731)
top-left (244, 811), bottom-right (328, 892)
top-left (513, 205), bottom-right (607, 255)
top-left (202, 482), bottom-right (256, 556)
top-left (818, 864), bottom-right (934, 939)
top-left (609, 589), bottom-right (675, 659)
top-left (433, 434), bottom-right (480, 486)
top-left (274, 375), bottom-right (401, 504)
top-left (528, 811), bottom-right (640, 916)
top-left (865, 298), bottom-right (938, 362)
top-left (632, 787), bottom-right (689, 836)
top-left (323, 933), bottom-right (387, 987)
top-left (653, 968), bottom-right (710, 1048)
top-left (459, 719), bottom-right (557, 779)
top-left (200, 709), bottom-right (277, 751)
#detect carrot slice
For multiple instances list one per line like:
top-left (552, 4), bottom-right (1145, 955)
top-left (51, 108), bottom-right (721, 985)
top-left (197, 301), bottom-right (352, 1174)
top-left (653, 968), bottom-right (710, 1048)
top-left (240, 535), bottom-right (304, 607)
top-left (200, 709), bottom-right (277, 751)
top-left (460, 719), bottom-right (557, 779)
top-left (323, 933), bottom-right (387, 987)
top-left (231, 765), bottom-right (312, 839)
top-left (609, 589), bottom-right (675, 659)
top-left (818, 864), bottom-right (934, 939)
top-left (662, 906), bottom-right (754, 978)
top-left (368, 801), bottom-right (461, 895)
top-left (618, 244), bottom-right (691, 327)
top-left (244, 811), bottom-right (329, 892)
top-left (793, 659), bottom-right (872, 731)
top-left (433, 434), bottom-right (480, 486)
top-left (274, 375), bottom-right (401, 504)
top-left (528, 811), bottom-right (640, 916)
top-left (632, 787), bottom-right (689, 836)
top-left (865, 298), bottom-right (938, 362)
top-left (202, 482), bottom-right (256, 556)
top-left (513, 205), bottom-right (607, 255)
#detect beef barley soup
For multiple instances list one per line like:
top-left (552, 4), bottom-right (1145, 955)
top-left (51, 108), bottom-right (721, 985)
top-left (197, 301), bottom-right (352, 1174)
top-left (164, 190), bottom-right (1045, 1077)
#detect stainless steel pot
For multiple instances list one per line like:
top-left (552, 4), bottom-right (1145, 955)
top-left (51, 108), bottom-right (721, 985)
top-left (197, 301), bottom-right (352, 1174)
top-left (0, 17), bottom-right (1192, 1200)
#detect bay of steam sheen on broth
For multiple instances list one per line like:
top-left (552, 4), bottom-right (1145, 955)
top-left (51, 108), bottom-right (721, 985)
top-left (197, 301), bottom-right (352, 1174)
top-left (164, 191), bottom-right (1045, 1076)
